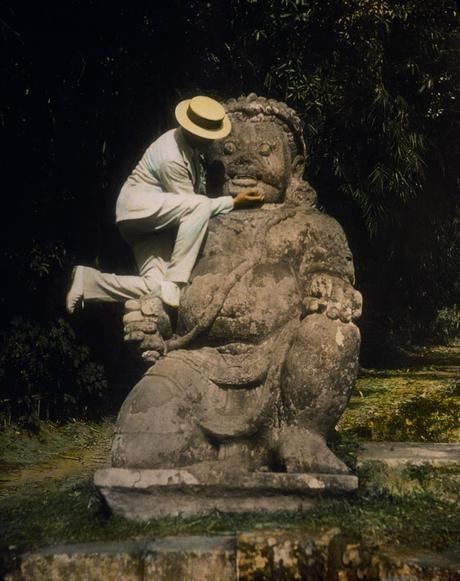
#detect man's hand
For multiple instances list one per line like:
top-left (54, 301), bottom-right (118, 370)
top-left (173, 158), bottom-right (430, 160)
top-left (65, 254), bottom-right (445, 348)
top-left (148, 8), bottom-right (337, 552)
top-left (303, 273), bottom-right (362, 323)
top-left (233, 190), bottom-right (264, 209)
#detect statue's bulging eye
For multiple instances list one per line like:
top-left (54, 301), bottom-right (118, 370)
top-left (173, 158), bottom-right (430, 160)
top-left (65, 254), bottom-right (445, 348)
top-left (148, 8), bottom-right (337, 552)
top-left (223, 141), bottom-right (237, 155)
top-left (259, 143), bottom-right (272, 156)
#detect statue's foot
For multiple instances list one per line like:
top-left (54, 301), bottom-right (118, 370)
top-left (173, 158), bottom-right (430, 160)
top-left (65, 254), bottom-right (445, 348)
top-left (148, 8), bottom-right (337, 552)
top-left (276, 426), bottom-right (350, 474)
top-left (186, 441), bottom-right (269, 479)
top-left (187, 458), bottom-right (251, 480)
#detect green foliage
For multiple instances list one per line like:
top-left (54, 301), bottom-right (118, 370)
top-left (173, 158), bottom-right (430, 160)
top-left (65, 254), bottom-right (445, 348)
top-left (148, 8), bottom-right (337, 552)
top-left (340, 371), bottom-right (460, 441)
top-left (432, 305), bottom-right (460, 344)
top-left (0, 318), bottom-right (108, 423)
top-left (183, 0), bottom-right (460, 350)
top-left (186, 0), bottom-right (459, 234)
top-left (369, 388), bottom-right (460, 441)
top-left (27, 241), bottom-right (67, 280)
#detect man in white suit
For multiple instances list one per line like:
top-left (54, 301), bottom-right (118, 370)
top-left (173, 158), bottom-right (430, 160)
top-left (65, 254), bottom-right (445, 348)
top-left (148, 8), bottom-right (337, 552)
top-left (67, 96), bottom-right (262, 313)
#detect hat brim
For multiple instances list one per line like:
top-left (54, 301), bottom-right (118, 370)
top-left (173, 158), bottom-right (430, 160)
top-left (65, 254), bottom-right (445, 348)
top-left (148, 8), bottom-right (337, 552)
top-left (175, 99), bottom-right (232, 140)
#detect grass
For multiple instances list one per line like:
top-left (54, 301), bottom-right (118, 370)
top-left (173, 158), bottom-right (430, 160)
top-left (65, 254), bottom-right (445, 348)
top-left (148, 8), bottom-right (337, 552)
top-left (1, 461), bottom-right (459, 573)
top-left (339, 371), bottom-right (460, 442)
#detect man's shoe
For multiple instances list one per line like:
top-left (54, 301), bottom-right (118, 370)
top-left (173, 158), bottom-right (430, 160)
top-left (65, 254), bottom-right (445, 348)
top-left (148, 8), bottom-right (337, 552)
top-left (66, 266), bottom-right (85, 314)
top-left (160, 280), bottom-right (181, 308)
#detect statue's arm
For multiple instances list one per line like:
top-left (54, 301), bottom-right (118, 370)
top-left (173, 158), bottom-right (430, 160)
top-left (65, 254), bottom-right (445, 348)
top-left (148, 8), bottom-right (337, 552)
top-left (295, 215), bottom-right (363, 324)
top-left (301, 272), bottom-right (362, 323)
top-left (122, 296), bottom-right (172, 363)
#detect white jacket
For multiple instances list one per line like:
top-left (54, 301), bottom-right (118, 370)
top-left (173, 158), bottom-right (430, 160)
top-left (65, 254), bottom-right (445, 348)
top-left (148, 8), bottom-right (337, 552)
top-left (116, 127), bottom-right (233, 223)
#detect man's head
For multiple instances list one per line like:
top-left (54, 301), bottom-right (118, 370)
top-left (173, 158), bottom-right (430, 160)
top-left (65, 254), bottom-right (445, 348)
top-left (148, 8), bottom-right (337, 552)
top-left (206, 94), bottom-right (313, 205)
top-left (175, 96), bottom-right (231, 152)
top-left (181, 128), bottom-right (215, 154)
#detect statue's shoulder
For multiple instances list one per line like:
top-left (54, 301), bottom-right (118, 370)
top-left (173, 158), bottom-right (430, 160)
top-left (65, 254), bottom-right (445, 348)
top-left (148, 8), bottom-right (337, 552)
top-left (289, 206), bottom-right (343, 228)
top-left (267, 205), bottom-right (346, 238)
top-left (264, 206), bottom-right (351, 266)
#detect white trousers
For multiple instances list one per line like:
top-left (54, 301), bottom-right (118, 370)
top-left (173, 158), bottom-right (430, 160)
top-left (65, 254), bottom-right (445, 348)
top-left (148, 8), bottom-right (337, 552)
top-left (81, 192), bottom-right (213, 303)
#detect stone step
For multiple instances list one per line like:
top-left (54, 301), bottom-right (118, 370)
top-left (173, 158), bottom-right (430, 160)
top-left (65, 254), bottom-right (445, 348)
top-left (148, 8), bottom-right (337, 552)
top-left (7, 531), bottom-right (460, 580)
top-left (357, 442), bottom-right (460, 467)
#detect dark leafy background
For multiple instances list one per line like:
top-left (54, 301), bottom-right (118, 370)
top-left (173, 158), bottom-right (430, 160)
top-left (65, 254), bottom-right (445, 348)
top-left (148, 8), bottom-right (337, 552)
top-left (1, 0), bottom-right (459, 421)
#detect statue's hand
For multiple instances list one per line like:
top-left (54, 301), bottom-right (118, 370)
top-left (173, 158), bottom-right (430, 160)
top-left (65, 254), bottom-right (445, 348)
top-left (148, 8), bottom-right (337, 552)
top-left (123, 296), bottom-right (172, 363)
top-left (303, 273), bottom-right (362, 323)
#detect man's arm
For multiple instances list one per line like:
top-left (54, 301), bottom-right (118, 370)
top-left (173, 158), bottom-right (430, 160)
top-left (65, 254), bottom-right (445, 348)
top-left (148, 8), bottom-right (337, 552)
top-left (157, 160), bottom-right (196, 196)
top-left (158, 161), bottom-right (264, 216)
top-left (210, 190), bottom-right (264, 216)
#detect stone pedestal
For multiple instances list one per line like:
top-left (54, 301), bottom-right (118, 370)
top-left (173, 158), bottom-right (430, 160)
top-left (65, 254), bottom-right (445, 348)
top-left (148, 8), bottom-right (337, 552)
top-left (94, 468), bottom-right (358, 521)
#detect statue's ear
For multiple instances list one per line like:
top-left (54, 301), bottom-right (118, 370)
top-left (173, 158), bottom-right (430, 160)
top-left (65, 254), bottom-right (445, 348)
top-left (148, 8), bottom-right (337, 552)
top-left (291, 155), bottom-right (305, 179)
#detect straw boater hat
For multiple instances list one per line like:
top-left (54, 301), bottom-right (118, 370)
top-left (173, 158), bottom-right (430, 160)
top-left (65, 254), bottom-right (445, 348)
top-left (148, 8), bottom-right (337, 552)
top-left (175, 96), bottom-right (232, 140)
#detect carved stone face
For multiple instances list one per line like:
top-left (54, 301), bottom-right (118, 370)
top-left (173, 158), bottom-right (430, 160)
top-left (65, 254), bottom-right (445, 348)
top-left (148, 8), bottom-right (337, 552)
top-left (206, 118), bottom-right (293, 203)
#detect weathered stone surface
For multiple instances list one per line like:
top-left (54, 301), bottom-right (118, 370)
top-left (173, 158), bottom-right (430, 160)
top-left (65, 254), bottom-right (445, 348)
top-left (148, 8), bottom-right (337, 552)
top-left (237, 530), bottom-right (334, 580)
top-left (17, 541), bottom-right (143, 580)
top-left (375, 547), bottom-right (460, 580)
top-left (358, 442), bottom-right (460, 468)
top-left (95, 468), bottom-right (358, 520)
top-left (237, 532), bottom-right (460, 580)
top-left (9, 534), bottom-right (460, 580)
top-left (237, 529), bottom-right (379, 580)
top-left (143, 536), bottom-right (235, 581)
top-left (13, 537), bottom-right (235, 581)
top-left (101, 94), bottom-right (363, 517)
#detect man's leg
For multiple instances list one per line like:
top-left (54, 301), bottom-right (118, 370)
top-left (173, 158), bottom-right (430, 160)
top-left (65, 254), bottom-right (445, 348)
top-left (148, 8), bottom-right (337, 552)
top-left (68, 193), bottom-right (213, 311)
top-left (159, 194), bottom-right (212, 284)
top-left (81, 266), bottom-right (162, 302)
top-left (126, 193), bottom-right (213, 306)
top-left (66, 227), bottom-right (169, 311)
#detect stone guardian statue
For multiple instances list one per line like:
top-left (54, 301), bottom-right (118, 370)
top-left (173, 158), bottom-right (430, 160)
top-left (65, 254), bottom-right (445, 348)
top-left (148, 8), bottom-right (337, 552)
top-left (96, 95), bottom-right (363, 518)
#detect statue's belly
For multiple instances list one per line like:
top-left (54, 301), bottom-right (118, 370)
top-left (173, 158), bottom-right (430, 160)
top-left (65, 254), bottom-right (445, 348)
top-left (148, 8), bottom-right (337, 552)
top-left (178, 260), bottom-right (302, 343)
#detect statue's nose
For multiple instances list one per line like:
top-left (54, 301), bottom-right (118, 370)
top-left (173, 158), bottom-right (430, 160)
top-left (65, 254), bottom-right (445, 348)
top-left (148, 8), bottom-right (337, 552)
top-left (228, 154), bottom-right (262, 179)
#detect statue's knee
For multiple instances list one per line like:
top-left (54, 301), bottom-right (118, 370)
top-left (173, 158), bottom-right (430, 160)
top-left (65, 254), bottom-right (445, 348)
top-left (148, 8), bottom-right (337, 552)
top-left (285, 314), bottom-right (360, 394)
top-left (113, 365), bottom-right (208, 468)
top-left (295, 314), bottom-right (360, 354)
top-left (116, 370), bottom-right (195, 433)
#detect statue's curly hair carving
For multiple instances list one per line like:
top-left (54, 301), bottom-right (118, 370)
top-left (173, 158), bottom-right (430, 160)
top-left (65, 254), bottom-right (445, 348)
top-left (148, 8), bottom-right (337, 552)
top-left (223, 93), bottom-right (306, 162)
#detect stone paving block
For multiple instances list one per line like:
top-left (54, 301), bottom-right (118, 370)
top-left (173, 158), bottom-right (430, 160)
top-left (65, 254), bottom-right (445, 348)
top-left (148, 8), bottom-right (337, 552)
top-left (375, 547), bottom-right (460, 580)
top-left (358, 442), bottom-right (460, 468)
top-left (17, 541), bottom-right (143, 581)
top-left (236, 529), bottom-right (378, 580)
top-left (144, 535), bottom-right (235, 581)
top-left (7, 534), bottom-right (460, 580)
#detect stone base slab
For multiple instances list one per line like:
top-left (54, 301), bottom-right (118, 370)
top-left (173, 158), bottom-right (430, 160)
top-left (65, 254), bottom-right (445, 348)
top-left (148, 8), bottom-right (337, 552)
top-left (94, 468), bottom-right (358, 520)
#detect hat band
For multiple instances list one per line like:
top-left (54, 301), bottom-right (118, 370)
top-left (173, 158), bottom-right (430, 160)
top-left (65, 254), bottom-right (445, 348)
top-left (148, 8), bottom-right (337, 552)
top-left (187, 105), bottom-right (224, 132)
